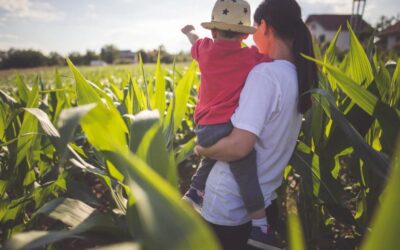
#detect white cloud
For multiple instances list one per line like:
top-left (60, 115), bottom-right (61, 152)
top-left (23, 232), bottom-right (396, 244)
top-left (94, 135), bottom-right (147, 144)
top-left (0, 0), bottom-right (64, 21)
top-left (85, 3), bottom-right (97, 20)
top-left (0, 33), bottom-right (18, 40)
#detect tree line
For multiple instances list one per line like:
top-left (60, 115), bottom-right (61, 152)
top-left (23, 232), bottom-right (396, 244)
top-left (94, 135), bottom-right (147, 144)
top-left (0, 45), bottom-right (192, 70)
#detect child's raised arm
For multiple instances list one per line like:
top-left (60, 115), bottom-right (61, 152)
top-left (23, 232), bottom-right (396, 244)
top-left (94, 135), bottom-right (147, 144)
top-left (181, 25), bottom-right (199, 45)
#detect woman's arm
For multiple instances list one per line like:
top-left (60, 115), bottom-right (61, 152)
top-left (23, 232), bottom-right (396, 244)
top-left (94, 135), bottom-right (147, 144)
top-left (195, 127), bottom-right (257, 162)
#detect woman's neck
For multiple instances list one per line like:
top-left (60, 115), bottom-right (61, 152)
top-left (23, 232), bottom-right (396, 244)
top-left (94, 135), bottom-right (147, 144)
top-left (268, 38), bottom-right (295, 64)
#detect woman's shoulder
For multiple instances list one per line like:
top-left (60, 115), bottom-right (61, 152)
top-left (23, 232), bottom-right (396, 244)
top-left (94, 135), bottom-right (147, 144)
top-left (251, 60), bottom-right (296, 75)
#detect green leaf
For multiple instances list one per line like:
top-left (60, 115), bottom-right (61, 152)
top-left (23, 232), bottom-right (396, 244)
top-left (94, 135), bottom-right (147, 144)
top-left (373, 101), bottom-right (400, 156)
top-left (323, 26), bottom-right (341, 92)
top-left (314, 89), bottom-right (390, 178)
top-left (346, 22), bottom-right (374, 86)
top-left (136, 121), bottom-right (177, 186)
top-left (16, 81), bottom-right (40, 167)
top-left (109, 82), bottom-right (124, 101)
top-left (176, 137), bottom-right (196, 165)
top-left (0, 89), bottom-right (18, 107)
top-left (138, 53), bottom-right (151, 109)
top-left (386, 59), bottom-right (400, 107)
top-left (35, 198), bottom-right (95, 227)
top-left (310, 95), bottom-right (325, 148)
top-left (0, 179), bottom-right (7, 197)
top-left (304, 54), bottom-right (378, 116)
top-left (0, 102), bottom-right (7, 140)
top-left (128, 110), bottom-right (160, 153)
top-left (154, 52), bottom-right (166, 120)
top-left (53, 70), bottom-right (71, 124)
top-left (171, 61), bottom-right (197, 133)
top-left (6, 208), bottom-right (123, 250)
top-left (15, 74), bottom-right (30, 104)
top-left (57, 104), bottom-right (97, 158)
top-left (66, 58), bottom-right (102, 105)
top-left (67, 58), bottom-right (128, 152)
top-left (361, 138), bottom-right (400, 250)
top-left (89, 242), bottom-right (141, 250)
top-left (102, 149), bottom-right (220, 250)
top-left (288, 212), bottom-right (306, 250)
top-left (128, 110), bottom-right (177, 186)
top-left (22, 169), bottom-right (36, 186)
top-left (24, 108), bottom-right (60, 138)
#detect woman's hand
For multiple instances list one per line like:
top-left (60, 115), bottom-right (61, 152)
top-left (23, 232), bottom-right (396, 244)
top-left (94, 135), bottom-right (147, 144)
top-left (194, 127), bottom-right (257, 162)
top-left (194, 145), bottom-right (206, 157)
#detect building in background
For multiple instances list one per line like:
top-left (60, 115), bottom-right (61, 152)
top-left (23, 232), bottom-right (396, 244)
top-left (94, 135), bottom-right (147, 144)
top-left (90, 60), bottom-right (107, 66)
top-left (119, 50), bottom-right (138, 64)
top-left (305, 14), bottom-right (372, 51)
top-left (377, 21), bottom-right (400, 51)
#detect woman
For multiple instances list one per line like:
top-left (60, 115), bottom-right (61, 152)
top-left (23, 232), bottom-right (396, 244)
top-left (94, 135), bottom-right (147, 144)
top-left (195, 0), bottom-right (318, 249)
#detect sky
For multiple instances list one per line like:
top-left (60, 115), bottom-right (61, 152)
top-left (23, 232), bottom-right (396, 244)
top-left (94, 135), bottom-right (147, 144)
top-left (0, 0), bottom-right (399, 56)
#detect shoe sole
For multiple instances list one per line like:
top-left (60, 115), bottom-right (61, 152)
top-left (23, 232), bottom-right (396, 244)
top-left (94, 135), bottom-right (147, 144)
top-left (182, 196), bottom-right (202, 214)
top-left (247, 239), bottom-right (283, 250)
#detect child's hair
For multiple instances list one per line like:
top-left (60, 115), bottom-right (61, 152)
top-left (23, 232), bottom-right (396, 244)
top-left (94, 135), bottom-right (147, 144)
top-left (254, 0), bottom-right (318, 114)
top-left (215, 29), bottom-right (246, 39)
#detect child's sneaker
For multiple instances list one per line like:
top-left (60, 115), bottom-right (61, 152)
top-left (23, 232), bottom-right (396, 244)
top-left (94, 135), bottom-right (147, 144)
top-left (182, 188), bottom-right (203, 212)
top-left (247, 225), bottom-right (284, 250)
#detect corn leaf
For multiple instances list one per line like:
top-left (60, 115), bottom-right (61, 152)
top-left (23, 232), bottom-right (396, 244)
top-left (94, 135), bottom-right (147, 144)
top-left (102, 149), bottom-right (220, 250)
top-left (346, 22), bottom-right (374, 86)
top-left (315, 90), bottom-right (390, 178)
top-left (172, 61), bottom-right (196, 133)
top-left (154, 52), bottom-right (166, 120)
top-left (361, 138), bottom-right (400, 250)
top-left (15, 74), bottom-right (30, 104)
top-left (16, 81), bottom-right (40, 167)
top-left (304, 54), bottom-right (377, 116)
top-left (6, 199), bottom-right (122, 250)
top-left (288, 212), bottom-right (306, 250)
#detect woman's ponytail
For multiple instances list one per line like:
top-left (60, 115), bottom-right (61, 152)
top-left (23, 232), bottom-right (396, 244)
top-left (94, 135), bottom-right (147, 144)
top-left (254, 0), bottom-right (318, 114)
top-left (293, 21), bottom-right (318, 114)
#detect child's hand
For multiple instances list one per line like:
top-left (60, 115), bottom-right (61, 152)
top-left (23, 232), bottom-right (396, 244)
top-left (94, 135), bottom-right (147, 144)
top-left (181, 25), bottom-right (195, 34)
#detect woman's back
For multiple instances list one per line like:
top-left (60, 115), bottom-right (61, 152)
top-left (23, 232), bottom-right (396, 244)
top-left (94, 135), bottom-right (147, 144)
top-left (202, 60), bottom-right (302, 226)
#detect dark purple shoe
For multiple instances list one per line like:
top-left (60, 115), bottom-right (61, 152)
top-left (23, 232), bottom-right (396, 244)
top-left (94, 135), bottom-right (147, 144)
top-left (247, 225), bottom-right (284, 250)
top-left (182, 188), bottom-right (203, 212)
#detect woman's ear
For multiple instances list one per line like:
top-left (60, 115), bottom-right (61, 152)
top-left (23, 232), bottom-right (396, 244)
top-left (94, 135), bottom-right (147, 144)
top-left (260, 20), bottom-right (269, 35)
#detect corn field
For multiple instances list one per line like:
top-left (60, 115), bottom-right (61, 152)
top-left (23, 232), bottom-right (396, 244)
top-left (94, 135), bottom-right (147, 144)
top-left (0, 25), bottom-right (399, 250)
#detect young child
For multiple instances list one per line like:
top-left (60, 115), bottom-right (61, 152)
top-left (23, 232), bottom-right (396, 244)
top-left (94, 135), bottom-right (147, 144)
top-left (182, 0), bottom-right (273, 241)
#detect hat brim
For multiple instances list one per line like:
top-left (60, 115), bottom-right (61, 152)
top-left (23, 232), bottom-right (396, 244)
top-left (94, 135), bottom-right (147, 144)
top-left (201, 21), bottom-right (256, 34)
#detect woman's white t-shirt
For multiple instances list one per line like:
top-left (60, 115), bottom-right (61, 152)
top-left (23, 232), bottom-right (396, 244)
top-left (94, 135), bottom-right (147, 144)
top-left (201, 60), bottom-right (303, 226)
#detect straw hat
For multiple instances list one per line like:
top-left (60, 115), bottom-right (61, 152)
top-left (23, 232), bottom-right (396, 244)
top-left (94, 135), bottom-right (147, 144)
top-left (201, 0), bottom-right (256, 34)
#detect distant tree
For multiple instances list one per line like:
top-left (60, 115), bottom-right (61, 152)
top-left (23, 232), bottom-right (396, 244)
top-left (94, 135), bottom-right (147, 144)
top-left (376, 14), bottom-right (400, 31)
top-left (137, 49), bottom-right (149, 63)
top-left (47, 52), bottom-right (65, 66)
top-left (100, 45), bottom-right (119, 64)
top-left (68, 52), bottom-right (85, 65)
top-left (0, 49), bottom-right (48, 69)
top-left (175, 51), bottom-right (192, 63)
top-left (158, 45), bottom-right (173, 63)
top-left (0, 51), bottom-right (5, 66)
top-left (83, 50), bottom-right (100, 65)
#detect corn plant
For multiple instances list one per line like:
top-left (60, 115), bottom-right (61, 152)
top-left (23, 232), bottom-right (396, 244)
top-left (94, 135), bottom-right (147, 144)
top-left (0, 23), bottom-right (399, 250)
top-left (0, 55), bottom-right (219, 250)
top-left (284, 23), bottom-right (400, 249)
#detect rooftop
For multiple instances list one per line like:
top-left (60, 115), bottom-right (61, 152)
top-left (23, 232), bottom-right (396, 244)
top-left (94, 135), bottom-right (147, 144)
top-left (305, 14), bottom-right (372, 32)
top-left (379, 21), bottom-right (400, 36)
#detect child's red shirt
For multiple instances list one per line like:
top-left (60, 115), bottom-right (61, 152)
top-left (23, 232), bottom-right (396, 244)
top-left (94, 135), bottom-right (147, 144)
top-left (192, 37), bottom-right (272, 125)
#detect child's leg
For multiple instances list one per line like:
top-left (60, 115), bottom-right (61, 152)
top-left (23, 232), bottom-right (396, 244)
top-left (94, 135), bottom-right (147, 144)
top-left (229, 150), bottom-right (267, 228)
top-left (190, 122), bottom-right (234, 192)
top-left (190, 158), bottom-right (216, 192)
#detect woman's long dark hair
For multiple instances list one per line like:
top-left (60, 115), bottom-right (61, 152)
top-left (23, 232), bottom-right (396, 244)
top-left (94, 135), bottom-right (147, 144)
top-left (254, 0), bottom-right (318, 114)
